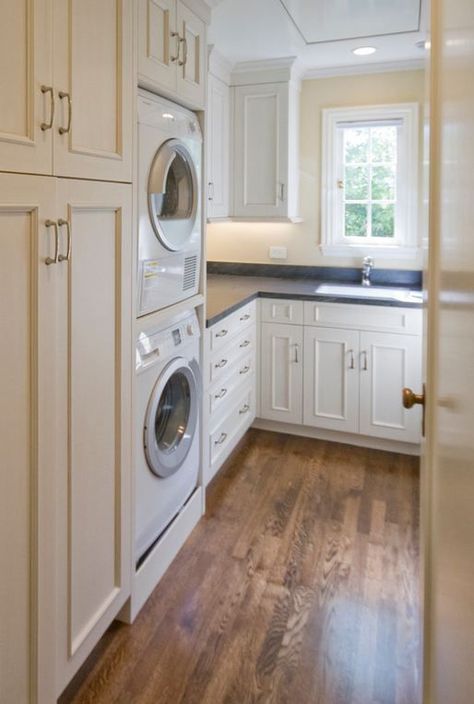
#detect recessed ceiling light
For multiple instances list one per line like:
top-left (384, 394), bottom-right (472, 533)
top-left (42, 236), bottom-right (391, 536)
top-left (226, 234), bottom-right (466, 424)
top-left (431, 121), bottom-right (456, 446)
top-left (162, 112), bottom-right (175, 120)
top-left (352, 46), bottom-right (377, 56)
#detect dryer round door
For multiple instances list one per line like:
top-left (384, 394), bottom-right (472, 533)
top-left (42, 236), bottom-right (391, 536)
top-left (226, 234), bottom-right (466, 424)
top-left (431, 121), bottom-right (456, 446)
top-left (144, 357), bottom-right (198, 478)
top-left (148, 138), bottom-right (198, 252)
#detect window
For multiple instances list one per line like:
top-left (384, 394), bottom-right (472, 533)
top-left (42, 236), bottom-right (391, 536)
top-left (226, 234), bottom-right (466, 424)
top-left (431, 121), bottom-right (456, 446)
top-left (321, 103), bottom-right (419, 258)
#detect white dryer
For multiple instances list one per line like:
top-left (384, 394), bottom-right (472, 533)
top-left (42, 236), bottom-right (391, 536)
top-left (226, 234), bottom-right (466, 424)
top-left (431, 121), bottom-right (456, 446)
top-left (135, 309), bottom-right (201, 565)
top-left (137, 90), bottom-right (202, 317)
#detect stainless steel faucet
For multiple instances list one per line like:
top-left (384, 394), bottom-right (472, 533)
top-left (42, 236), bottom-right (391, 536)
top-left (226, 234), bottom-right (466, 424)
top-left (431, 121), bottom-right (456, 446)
top-left (362, 256), bottom-right (374, 286)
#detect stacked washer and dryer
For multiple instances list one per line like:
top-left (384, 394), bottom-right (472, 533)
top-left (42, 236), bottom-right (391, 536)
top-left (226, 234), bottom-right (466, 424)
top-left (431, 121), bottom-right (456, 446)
top-left (130, 90), bottom-right (204, 618)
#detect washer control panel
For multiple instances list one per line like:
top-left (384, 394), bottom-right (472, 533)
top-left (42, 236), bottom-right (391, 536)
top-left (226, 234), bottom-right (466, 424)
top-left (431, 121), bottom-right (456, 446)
top-left (136, 311), bottom-right (200, 372)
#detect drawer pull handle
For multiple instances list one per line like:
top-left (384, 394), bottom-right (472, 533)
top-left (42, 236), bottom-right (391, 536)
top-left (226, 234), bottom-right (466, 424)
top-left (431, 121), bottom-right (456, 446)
top-left (215, 359), bottom-right (228, 369)
top-left (240, 314), bottom-right (251, 321)
top-left (216, 329), bottom-right (228, 338)
top-left (214, 432), bottom-right (227, 446)
top-left (293, 343), bottom-right (300, 364)
top-left (240, 340), bottom-right (251, 348)
top-left (215, 388), bottom-right (227, 400)
top-left (239, 404), bottom-right (250, 415)
top-left (239, 365), bottom-right (250, 375)
top-left (361, 350), bottom-right (368, 371)
top-left (348, 349), bottom-right (355, 370)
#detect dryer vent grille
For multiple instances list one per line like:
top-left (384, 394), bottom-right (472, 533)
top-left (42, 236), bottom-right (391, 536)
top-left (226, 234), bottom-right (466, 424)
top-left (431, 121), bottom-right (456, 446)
top-left (183, 255), bottom-right (198, 291)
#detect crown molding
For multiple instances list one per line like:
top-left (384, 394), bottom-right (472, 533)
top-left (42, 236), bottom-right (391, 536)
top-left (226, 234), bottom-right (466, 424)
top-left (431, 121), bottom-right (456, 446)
top-left (303, 58), bottom-right (425, 80)
top-left (230, 57), bottom-right (304, 87)
top-left (181, 0), bottom-right (212, 24)
top-left (208, 45), bottom-right (233, 84)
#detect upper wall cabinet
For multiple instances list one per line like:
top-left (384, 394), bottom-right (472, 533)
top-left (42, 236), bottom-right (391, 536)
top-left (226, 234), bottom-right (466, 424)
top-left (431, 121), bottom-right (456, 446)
top-left (0, 0), bottom-right (133, 182)
top-left (207, 49), bottom-right (231, 219)
top-left (138, 0), bottom-right (209, 110)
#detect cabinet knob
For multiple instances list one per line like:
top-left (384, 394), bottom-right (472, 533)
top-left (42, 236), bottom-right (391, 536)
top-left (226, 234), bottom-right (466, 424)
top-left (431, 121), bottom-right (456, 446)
top-left (402, 387), bottom-right (425, 409)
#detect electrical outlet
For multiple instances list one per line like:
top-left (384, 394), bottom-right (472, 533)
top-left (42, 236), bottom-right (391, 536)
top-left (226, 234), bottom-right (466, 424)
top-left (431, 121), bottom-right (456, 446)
top-left (269, 246), bottom-right (288, 260)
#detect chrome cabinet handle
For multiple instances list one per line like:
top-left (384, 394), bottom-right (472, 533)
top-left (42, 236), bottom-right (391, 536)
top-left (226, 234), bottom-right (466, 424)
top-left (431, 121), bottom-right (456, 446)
top-left (361, 350), bottom-right (368, 371)
top-left (208, 182), bottom-right (214, 201)
top-left (239, 365), bottom-right (250, 375)
top-left (240, 314), bottom-right (251, 321)
top-left (40, 85), bottom-right (55, 131)
top-left (178, 35), bottom-right (188, 67)
top-left (58, 91), bottom-right (72, 134)
top-left (170, 31), bottom-right (180, 62)
top-left (45, 220), bottom-right (59, 265)
top-left (215, 359), bottom-right (228, 369)
top-left (214, 388), bottom-right (227, 400)
top-left (240, 340), bottom-right (251, 348)
top-left (294, 343), bottom-right (300, 364)
top-left (239, 404), bottom-right (250, 415)
top-left (214, 432), bottom-right (227, 446)
top-left (278, 182), bottom-right (285, 201)
top-left (58, 219), bottom-right (71, 262)
top-left (215, 329), bottom-right (228, 338)
top-left (348, 349), bottom-right (355, 370)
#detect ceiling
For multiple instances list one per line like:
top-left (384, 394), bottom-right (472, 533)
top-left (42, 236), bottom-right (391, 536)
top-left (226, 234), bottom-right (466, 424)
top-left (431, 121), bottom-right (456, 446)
top-left (208, 0), bottom-right (428, 75)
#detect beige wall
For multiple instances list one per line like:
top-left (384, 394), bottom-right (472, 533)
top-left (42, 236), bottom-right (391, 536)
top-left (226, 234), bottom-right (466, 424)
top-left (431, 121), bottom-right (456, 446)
top-left (207, 69), bottom-right (426, 270)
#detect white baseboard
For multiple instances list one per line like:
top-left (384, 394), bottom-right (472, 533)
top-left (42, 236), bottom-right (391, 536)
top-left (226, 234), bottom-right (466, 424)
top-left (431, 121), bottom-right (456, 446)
top-left (252, 418), bottom-right (421, 456)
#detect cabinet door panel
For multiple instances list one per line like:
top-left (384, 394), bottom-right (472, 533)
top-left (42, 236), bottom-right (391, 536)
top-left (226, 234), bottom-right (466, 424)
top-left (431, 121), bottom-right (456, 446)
top-left (0, 0), bottom-right (53, 174)
top-left (176, 1), bottom-right (206, 108)
top-left (207, 74), bottom-right (230, 219)
top-left (234, 83), bottom-right (288, 217)
top-left (0, 174), bottom-right (57, 703)
top-left (360, 332), bottom-right (422, 443)
top-left (303, 327), bottom-right (359, 433)
top-left (53, 0), bottom-right (133, 181)
top-left (55, 179), bottom-right (132, 691)
top-left (138, 0), bottom-right (177, 94)
top-left (260, 322), bottom-right (303, 424)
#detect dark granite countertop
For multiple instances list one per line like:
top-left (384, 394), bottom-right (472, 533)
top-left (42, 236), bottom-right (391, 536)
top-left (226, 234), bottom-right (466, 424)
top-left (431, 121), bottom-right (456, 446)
top-left (206, 274), bottom-right (423, 327)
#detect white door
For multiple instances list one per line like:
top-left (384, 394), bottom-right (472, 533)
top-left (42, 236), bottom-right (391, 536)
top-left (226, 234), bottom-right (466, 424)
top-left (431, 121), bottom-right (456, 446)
top-left (138, 0), bottom-right (178, 95)
top-left (233, 83), bottom-right (288, 218)
top-left (260, 322), bottom-right (303, 424)
top-left (53, 0), bottom-right (133, 182)
top-left (303, 327), bottom-right (359, 434)
top-left (54, 179), bottom-right (132, 692)
top-left (360, 331), bottom-right (422, 443)
top-left (0, 0), bottom-right (53, 174)
top-left (176, 1), bottom-right (206, 108)
top-left (207, 74), bottom-right (230, 219)
top-left (0, 174), bottom-right (57, 704)
top-left (422, 0), bottom-right (474, 701)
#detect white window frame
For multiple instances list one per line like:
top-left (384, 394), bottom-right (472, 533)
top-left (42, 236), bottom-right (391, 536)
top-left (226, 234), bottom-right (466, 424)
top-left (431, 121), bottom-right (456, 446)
top-left (321, 103), bottom-right (419, 258)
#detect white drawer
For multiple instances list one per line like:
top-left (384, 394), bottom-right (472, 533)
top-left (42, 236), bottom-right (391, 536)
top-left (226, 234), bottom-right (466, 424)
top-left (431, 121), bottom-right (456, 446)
top-left (208, 326), bottom-right (255, 386)
top-left (208, 352), bottom-right (256, 419)
top-left (303, 302), bottom-right (422, 335)
top-left (209, 300), bottom-right (256, 352)
top-left (260, 298), bottom-right (304, 325)
top-left (210, 385), bottom-right (255, 467)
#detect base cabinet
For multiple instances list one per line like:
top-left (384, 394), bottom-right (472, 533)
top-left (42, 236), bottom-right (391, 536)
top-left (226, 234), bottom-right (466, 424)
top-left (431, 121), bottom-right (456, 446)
top-left (260, 322), bottom-right (303, 425)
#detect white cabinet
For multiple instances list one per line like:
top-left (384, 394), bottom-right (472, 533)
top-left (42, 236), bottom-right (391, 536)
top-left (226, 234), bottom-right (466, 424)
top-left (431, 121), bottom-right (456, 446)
top-left (260, 322), bottom-right (303, 424)
top-left (138, 0), bottom-right (207, 109)
top-left (359, 331), bottom-right (422, 443)
top-left (232, 76), bottom-right (300, 221)
top-left (0, 0), bottom-right (133, 182)
top-left (303, 327), bottom-right (359, 434)
top-left (207, 73), bottom-right (230, 219)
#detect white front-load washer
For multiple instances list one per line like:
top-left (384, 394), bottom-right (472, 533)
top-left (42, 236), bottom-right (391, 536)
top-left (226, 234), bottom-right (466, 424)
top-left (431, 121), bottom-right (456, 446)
top-left (137, 89), bottom-right (202, 317)
top-left (135, 309), bottom-right (201, 565)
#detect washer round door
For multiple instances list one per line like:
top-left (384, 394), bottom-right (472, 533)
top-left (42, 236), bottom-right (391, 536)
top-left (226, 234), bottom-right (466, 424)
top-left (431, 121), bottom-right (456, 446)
top-left (148, 138), bottom-right (198, 252)
top-left (144, 358), bottom-right (199, 478)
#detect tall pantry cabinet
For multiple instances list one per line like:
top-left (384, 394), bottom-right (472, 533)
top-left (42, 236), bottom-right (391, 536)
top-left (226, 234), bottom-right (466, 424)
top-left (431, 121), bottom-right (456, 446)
top-left (0, 1), bottom-right (133, 702)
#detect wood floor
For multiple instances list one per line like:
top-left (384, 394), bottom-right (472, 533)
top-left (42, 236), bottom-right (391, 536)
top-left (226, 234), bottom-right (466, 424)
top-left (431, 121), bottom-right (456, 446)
top-left (60, 430), bottom-right (421, 704)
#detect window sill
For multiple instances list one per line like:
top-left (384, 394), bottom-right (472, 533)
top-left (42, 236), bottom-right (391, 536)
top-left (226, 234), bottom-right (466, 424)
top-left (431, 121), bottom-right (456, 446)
top-left (320, 244), bottom-right (420, 260)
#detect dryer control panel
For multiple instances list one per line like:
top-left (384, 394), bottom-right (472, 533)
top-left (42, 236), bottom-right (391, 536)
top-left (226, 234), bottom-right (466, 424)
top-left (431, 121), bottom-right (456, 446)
top-left (136, 311), bottom-right (200, 372)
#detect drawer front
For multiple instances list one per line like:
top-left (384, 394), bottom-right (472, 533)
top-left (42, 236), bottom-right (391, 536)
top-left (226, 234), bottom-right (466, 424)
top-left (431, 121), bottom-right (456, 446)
top-left (209, 301), bottom-right (256, 352)
top-left (209, 352), bottom-right (256, 418)
top-left (303, 302), bottom-right (422, 335)
top-left (260, 298), bottom-right (304, 325)
top-left (210, 385), bottom-right (255, 466)
top-left (209, 327), bottom-right (255, 385)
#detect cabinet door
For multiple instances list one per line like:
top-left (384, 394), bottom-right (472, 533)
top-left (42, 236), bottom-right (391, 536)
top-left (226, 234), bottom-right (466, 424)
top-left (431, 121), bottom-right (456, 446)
top-left (303, 327), bottom-right (359, 433)
top-left (55, 179), bottom-right (132, 691)
top-left (176, 1), bottom-right (206, 108)
top-left (138, 0), bottom-right (178, 95)
top-left (0, 174), bottom-right (57, 703)
top-left (233, 83), bottom-right (288, 218)
top-left (53, 0), bottom-right (133, 182)
top-left (207, 74), bottom-right (230, 219)
top-left (359, 332), bottom-right (422, 443)
top-left (0, 0), bottom-right (53, 174)
top-left (260, 322), bottom-right (303, 424)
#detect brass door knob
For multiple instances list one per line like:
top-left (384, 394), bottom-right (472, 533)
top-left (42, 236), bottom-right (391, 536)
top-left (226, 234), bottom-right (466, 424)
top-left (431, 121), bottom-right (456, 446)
top-left (402, 387), bottom-right (425, 409)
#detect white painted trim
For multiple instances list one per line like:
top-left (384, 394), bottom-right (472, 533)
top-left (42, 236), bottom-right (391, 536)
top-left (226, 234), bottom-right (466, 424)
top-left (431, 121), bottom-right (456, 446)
top-left (231, 56), bottom-right (303, 87)
top-left (208, 45), bottom-right (233, 85)
top-left (320, 244), bottom-right (421, 259)
top-left (304, 58), bottom-right (426, 80)
top-left (180, 0), bottom-right (212, 25)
